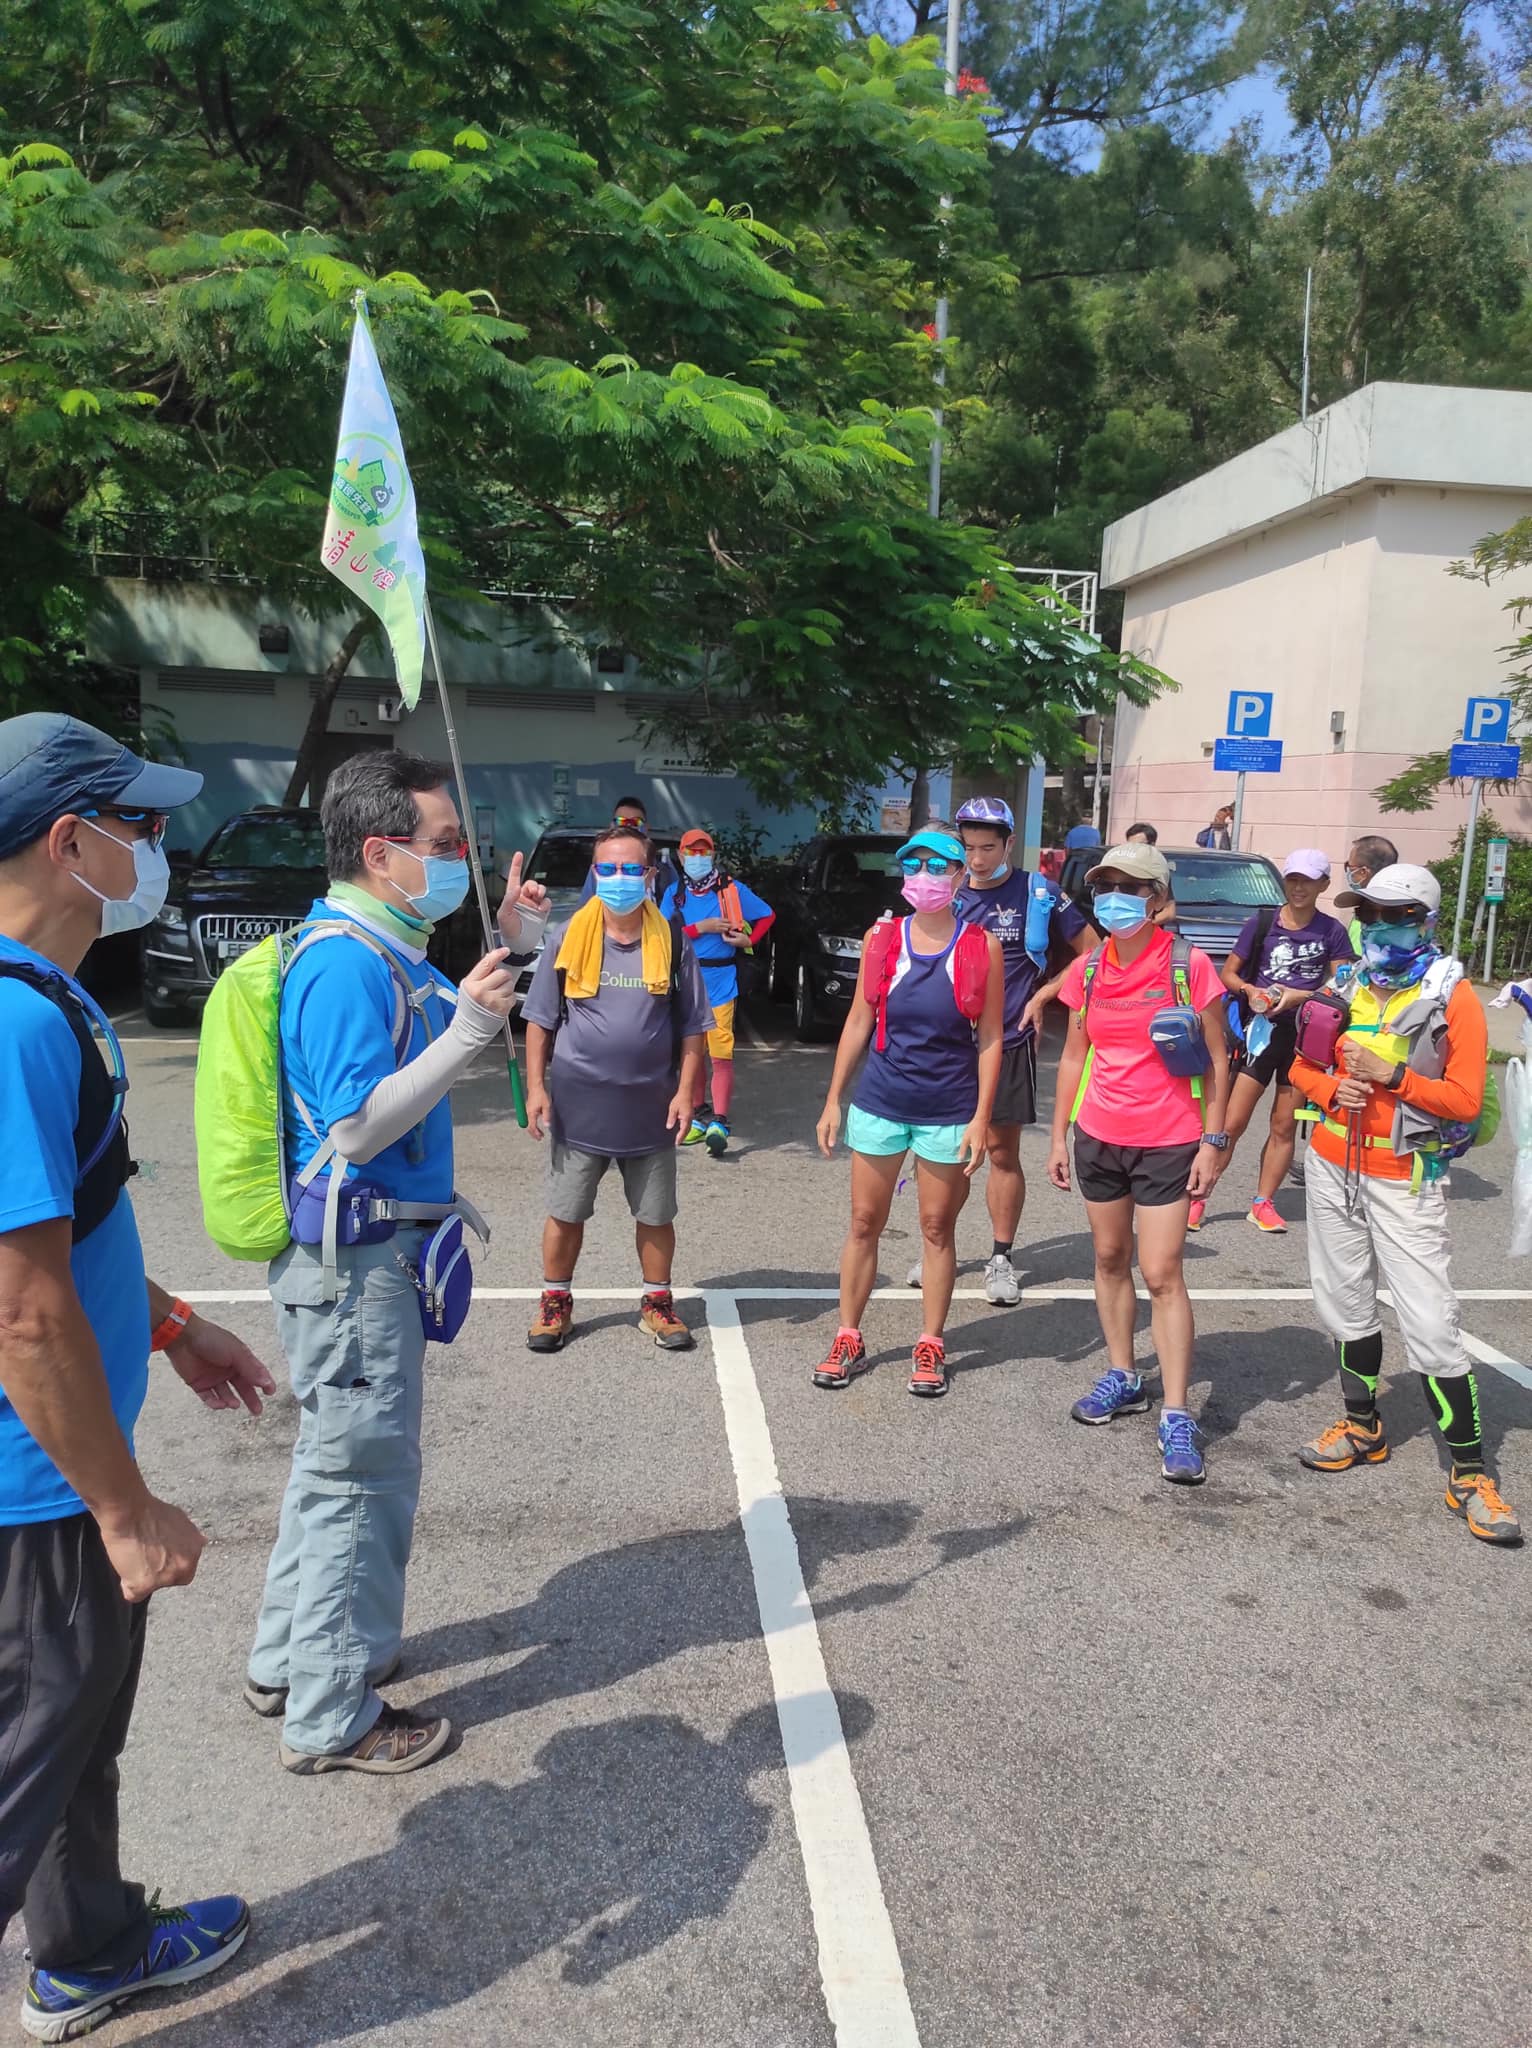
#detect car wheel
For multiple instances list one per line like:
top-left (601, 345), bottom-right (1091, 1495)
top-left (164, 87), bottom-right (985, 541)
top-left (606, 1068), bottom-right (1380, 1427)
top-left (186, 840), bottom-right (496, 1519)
top-left (766, 936), bottom-right (791, 1004)
top-left (794, 961), bottom-right (824, 1043)
top-left (143, 991), bottom-right (189, 1029)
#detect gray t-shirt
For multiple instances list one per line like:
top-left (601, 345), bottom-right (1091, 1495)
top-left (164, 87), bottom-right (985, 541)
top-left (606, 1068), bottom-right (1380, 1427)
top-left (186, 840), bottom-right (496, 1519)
top-left (522, 924), bottom-right (714, 1157)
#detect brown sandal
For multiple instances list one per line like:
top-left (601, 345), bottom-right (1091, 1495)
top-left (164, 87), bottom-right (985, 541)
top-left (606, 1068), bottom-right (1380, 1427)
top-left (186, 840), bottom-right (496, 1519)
top-left (281, 1705), bottom-right (451, 1776)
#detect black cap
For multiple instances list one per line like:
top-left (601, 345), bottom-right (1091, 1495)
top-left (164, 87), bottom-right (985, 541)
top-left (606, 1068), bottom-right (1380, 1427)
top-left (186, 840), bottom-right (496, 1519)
top-left (0, 714), bottom-right (203, 862)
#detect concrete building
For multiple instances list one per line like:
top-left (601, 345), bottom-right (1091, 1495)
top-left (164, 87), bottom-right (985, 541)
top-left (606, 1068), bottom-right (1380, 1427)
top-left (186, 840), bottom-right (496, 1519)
top-left (1101, 382), bottom-right (1532, 868)
top-left (90, 575), bottom-right (944, 857)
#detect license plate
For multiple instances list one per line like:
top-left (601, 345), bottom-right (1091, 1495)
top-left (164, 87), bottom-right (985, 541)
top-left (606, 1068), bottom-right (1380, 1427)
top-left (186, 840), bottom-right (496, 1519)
top-left (218, 938), bottom-right (257, 961)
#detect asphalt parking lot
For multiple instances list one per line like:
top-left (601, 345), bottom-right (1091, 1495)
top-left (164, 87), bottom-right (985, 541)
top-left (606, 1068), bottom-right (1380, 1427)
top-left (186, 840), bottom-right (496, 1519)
top-left (2, 1001), bottom-right (1529, 2047)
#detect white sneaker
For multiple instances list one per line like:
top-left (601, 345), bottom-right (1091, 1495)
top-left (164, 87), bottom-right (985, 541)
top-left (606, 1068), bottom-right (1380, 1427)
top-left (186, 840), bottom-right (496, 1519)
top-left (984, 1252), bottom-right (1021, 1306)
top-left (905, 1259), bottom-right (923, 1288)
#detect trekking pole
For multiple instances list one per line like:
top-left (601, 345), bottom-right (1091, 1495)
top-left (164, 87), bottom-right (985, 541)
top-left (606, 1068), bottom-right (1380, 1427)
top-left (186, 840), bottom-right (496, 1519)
top-left (422, 599), bottom-right (529, 1129)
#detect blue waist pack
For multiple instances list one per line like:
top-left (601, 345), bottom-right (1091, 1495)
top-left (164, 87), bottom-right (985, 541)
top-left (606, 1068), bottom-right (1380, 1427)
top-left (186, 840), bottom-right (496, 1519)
top-left (288, 1170), bottom-right (396, 1250)
top-left (1149, 1004), bottom-right (1211, 1078)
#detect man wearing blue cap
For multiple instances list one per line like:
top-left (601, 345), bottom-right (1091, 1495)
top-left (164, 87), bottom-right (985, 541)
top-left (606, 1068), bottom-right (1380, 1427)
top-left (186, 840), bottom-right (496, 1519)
top-left (0, 714), bottom-right (273, 2041)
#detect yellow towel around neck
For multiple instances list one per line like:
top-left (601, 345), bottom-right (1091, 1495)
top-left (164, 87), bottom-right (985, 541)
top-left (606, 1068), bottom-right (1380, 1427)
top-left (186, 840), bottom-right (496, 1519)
top-left (555, 894), bottom-right (672, 1000)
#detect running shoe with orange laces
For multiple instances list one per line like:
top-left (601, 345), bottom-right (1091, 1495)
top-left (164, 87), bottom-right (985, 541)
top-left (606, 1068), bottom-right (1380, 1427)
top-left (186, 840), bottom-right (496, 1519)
top-left (908, 1337), bottom-right (950, 1399)
top-left (1444, 1470), bottom-right (1523, 1546)
top-left (527, 1289), bottom-right (574, 1353)
top-left (1298, 1414), bottom-right (1389, 1471)
top-left (812, 1330), bottom-right (869, 1389)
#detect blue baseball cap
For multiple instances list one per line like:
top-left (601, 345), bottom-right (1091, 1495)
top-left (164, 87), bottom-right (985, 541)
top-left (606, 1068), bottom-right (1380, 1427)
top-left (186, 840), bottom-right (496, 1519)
top-left (0, 713), bottom-right (203, 861)
top-left (895, 827), bottom-right (965, 866)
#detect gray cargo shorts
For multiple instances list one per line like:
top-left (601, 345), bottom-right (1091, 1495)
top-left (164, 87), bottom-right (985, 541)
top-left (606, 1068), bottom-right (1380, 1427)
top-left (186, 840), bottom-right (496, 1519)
top-left (546, 1139), bottom-right (679, 1226)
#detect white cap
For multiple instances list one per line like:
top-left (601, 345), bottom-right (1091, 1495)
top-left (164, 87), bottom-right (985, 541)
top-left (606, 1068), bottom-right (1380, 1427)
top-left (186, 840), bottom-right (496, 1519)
top-left (1333, 861), bottom-right (1441, 915)
top-left (1282, 847), bottom-right (1330, 880)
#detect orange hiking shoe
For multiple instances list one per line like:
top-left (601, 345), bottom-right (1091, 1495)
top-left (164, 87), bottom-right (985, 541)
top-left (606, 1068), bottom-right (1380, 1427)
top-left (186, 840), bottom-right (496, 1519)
top-left (527, 1289), bottom-right (574, 1353)
top-left (1298, 1415), bottom-right (1389, 1471)
top-left (639, 1289), bottom-right (695, 1351)
top-left (908, 1337), bottom-right (950, 1399)
top-left (812, 1330), bottom-right (869, 1389)
top-left (1444, 1470), bottom-right (1523, 1546)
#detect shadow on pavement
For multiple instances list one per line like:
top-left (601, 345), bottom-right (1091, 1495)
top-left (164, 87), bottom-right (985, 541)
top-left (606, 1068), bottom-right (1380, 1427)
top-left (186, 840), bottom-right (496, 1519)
top-left (141, 1696), bottom-right (871, 2045)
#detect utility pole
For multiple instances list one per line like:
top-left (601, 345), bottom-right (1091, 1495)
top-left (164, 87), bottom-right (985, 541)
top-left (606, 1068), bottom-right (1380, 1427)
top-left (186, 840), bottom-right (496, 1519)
top-left (1300, 265), bottom-right (1313, 421)
top-left (910, 0), bottom-right (961, 831)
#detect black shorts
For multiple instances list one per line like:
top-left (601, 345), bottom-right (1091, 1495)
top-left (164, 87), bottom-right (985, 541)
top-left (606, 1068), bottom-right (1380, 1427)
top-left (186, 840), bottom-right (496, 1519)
top-left (991, 1039), bottom-right (1038, 1128)
top-left (1244, 1008), bottom-right (1298, 1089)
top-left (1074, 1130), bottom-right (1200, 1207)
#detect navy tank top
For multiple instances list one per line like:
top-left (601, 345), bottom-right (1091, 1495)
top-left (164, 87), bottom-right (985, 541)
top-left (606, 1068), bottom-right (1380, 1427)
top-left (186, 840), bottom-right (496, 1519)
top-left (853, 919), bottom-right (979, 1126)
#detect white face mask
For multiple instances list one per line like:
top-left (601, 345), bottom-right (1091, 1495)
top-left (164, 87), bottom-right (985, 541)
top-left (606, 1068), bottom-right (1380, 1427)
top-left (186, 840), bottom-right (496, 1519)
top-left (71, 816), bottom-right (171, 935)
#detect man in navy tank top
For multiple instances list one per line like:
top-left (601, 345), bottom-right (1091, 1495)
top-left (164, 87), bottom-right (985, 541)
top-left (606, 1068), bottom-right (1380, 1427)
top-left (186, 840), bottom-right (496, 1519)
top-left (949, 798), bottom-right (1092, 1304)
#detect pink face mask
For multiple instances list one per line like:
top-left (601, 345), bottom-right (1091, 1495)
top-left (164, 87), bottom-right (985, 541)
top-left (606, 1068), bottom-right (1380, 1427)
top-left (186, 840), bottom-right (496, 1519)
top-left (902, 871), bottom-right (957, 914)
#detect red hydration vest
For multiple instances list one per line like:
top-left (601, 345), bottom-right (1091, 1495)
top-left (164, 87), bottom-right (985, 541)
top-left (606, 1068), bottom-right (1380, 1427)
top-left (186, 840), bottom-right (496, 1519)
top-left (861, 914), bottom-right (989, 1052)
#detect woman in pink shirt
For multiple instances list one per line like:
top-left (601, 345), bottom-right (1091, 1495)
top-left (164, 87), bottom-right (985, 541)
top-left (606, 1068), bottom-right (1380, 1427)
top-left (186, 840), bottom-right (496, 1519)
top-left (1046, 844), bottom-right (1233, 1484)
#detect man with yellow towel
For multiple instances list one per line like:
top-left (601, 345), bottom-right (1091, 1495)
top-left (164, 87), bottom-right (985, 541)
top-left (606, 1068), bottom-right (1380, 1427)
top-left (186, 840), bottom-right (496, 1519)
top-left (522, 821), bottom-right (712, 1354)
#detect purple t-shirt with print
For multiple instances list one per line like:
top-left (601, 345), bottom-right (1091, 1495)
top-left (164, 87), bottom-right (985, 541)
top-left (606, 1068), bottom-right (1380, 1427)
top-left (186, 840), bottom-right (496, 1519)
top-left (1234, 907), bottom-right (1355, 993)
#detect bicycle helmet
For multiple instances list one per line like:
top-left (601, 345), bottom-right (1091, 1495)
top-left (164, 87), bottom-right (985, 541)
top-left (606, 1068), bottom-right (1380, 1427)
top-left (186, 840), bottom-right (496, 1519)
top-left (955, 796), bottom-right (1014, 830)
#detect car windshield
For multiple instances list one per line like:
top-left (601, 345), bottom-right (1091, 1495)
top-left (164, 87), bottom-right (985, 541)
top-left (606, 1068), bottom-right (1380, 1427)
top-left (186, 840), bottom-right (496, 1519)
top-left (202, 816), bottom-right (325, 868)
top-left (819, 842), bottom-right (904, 892)
top-left (1163, 854), bottom-right (1284, 908)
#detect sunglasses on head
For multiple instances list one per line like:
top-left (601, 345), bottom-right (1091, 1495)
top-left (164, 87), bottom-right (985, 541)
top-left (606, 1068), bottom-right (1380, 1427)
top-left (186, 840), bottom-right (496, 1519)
top-left (898, 854), bottom-right (958, 876)
top-left (78, 806), bottom-right (169, 850)
top-left (594, 860), bottom-right (649, 879)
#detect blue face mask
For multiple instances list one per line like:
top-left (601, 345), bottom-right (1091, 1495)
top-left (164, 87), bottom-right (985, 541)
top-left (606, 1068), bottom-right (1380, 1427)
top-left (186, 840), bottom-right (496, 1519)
top-left (596, 874), bottom-right (649, 915)
top-left (1094, 890), bottom-right (1149, 935)
top-left (1360, 919), bottom-right (1434, 984)
top-left (393, 849), bottom-right (471, 923)
top-left (682, 853), bottom-right (715, 883)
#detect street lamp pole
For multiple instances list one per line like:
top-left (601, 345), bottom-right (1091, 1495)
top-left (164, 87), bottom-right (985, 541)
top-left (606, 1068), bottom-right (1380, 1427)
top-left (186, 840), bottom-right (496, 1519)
top-left (911, 0), bottom-right (961, 830)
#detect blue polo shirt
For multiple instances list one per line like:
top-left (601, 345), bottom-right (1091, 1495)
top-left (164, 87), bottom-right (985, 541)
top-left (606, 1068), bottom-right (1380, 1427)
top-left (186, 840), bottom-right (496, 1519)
top-left (0, 935), bottom-right (149, 1526)
top-left (280, 903), bottom-right (457, 1202)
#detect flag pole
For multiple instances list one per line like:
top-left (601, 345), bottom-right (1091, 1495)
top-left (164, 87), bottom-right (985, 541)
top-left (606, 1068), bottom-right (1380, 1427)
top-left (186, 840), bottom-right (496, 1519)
top-left (421, 597), bottom-right (528, 1127)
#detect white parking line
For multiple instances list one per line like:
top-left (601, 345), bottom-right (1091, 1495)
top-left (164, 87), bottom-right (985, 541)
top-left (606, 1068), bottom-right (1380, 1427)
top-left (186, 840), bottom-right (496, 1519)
top-left (1460, 1329), bottom-right (1532, 1392)
top-left (704, 1290), bottom-right (921, 2048)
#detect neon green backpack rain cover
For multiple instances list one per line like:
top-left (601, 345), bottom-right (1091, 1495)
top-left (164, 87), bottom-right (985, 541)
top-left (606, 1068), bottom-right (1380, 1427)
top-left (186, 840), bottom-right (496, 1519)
top-left (195, 934), bottom-right (291, 1262)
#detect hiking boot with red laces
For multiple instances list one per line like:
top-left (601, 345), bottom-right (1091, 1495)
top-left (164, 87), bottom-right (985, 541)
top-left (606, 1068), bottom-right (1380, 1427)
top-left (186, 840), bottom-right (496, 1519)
top-left (1445, 1470), bottom-right (1523, 1546)
top-left (908, 1337), bottom-right (950, 1399)
top-left (812, 1330), bottom-right (869, 1389)
top-left (528, 1289), bottom-right (574, 1353)
top-left (639, 1290), bottom-right (694, 1351)
top-left (1298, 1414), bottom-right (1389, 1471)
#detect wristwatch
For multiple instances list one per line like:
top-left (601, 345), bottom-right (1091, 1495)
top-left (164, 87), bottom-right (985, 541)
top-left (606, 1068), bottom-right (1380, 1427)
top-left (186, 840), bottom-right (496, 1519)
top-left (1199, 1131), bottom-right (1231, 1151)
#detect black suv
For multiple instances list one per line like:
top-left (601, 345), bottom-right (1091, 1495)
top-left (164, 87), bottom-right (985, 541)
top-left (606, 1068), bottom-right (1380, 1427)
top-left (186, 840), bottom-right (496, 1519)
top-left (140, 808), bottom-right (328, 1024)
top-left (762, 833), bottom-right (906, 1040)
top-left (1059, 844), bottom-right (1284, 963)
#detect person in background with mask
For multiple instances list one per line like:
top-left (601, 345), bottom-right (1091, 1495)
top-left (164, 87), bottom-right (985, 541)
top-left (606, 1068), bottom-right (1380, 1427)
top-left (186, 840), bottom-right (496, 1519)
top-left (944, 797), bottom-right (1091, 1305)
top-left (577, 796), bottom-right (680, 907)
top-left (1289, 864), bottom-right (1519, 1544)
top-left (523, 823), bottom-right (712, 1356)
top-left (661, 828), bottom-right (774, 1157)
top-left (1341, 833), bottom-right (1398, 953)
top-left (813, 827), bottom-right (1004, 1399)
top-left (245, 751), bottom-right (546, 1776)
top-left (0, 715), bottom-right (277, 2041)
top-left (1047, 843), bottom-right (1232, 1485)
top-left (1217, 850), bottom-right (1355, 1235)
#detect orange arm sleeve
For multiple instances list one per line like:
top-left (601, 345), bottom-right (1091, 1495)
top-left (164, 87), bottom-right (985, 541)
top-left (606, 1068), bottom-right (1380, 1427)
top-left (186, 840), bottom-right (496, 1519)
top-left (1289, 1052), bottom-right (1340, 1116)
top-left (1394, 982), bottom-right (1487, 1123)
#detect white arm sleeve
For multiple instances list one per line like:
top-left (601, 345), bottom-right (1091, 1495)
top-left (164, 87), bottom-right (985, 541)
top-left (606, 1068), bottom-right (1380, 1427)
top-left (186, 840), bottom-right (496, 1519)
top-left (329, 989), bottom-right (507, 1164)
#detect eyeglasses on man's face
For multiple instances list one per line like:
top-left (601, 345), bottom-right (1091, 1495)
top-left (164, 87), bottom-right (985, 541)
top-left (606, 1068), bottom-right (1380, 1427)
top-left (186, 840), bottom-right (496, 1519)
top-left (78, 807), bottom-right (169, 850)
top-left (593, 860), bottom-right (651, 879)
top-left (383, 833), bottom-right (471, 861)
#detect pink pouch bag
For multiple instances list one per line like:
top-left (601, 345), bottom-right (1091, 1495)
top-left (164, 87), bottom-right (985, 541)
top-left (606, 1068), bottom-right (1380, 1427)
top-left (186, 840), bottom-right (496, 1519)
top-left (1294, 991), bottom-right (1350, 1070)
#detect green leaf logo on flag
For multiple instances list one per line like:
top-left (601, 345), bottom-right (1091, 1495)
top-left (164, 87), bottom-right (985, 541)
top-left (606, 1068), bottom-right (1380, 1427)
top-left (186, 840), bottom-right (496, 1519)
top-left (320, 300), bottom-right (427, 706)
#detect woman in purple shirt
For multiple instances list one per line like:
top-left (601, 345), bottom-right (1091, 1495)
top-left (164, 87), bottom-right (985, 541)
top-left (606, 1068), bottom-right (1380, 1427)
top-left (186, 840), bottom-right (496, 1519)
top-left (813, 828), bottom-right (1003, 1399)
top-left (1215, 848), bottom-right (1355, 1235)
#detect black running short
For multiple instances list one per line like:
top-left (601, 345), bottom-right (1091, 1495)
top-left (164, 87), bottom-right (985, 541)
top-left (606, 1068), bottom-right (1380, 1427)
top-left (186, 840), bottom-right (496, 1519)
top-left (991, 1039), bottom-right (1038, 1128)
top-left (1073, 1130), bottom-right (1200, 1207)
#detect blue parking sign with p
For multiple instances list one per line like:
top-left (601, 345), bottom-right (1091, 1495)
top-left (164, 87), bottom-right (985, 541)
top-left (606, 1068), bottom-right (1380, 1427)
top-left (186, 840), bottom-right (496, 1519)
top-left (1227, 691), bottom-right (1272, 738)
top-left (1463, 696), bottom-right (1512, 745)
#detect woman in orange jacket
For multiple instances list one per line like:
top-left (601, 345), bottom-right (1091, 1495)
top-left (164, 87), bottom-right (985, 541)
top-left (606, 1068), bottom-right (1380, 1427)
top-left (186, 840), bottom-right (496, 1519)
top-left (1288, 864), bottom-right (1519, 1546)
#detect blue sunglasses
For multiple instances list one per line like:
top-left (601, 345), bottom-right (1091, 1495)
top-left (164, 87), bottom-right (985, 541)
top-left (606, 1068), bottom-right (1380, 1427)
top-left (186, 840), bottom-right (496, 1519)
top-left (593, 860), bottom-right (649, 879)
top-left (898, 854), bottom-right (958, 876)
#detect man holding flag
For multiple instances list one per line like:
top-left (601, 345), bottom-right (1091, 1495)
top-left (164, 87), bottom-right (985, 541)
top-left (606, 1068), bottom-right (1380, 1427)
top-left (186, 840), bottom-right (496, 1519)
top-left (239, 300), bottom-right (550, 1774)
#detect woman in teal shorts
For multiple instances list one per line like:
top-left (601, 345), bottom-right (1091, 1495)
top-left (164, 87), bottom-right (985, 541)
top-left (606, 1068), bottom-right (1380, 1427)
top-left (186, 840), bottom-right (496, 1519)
top-left (814, 827), bottom-right (1003, 1397)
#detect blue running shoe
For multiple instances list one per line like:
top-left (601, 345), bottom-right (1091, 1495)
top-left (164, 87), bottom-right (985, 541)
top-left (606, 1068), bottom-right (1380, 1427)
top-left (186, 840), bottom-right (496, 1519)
top-left (1070, 1367), bottom-right (1150, 1425)
top-left (22, 1892), bottom-right (249, 2041)
top-left (705, 1117), bottom-right (730, 1157)
top-left (1159, 1410), bottom-right (1207, 1486)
